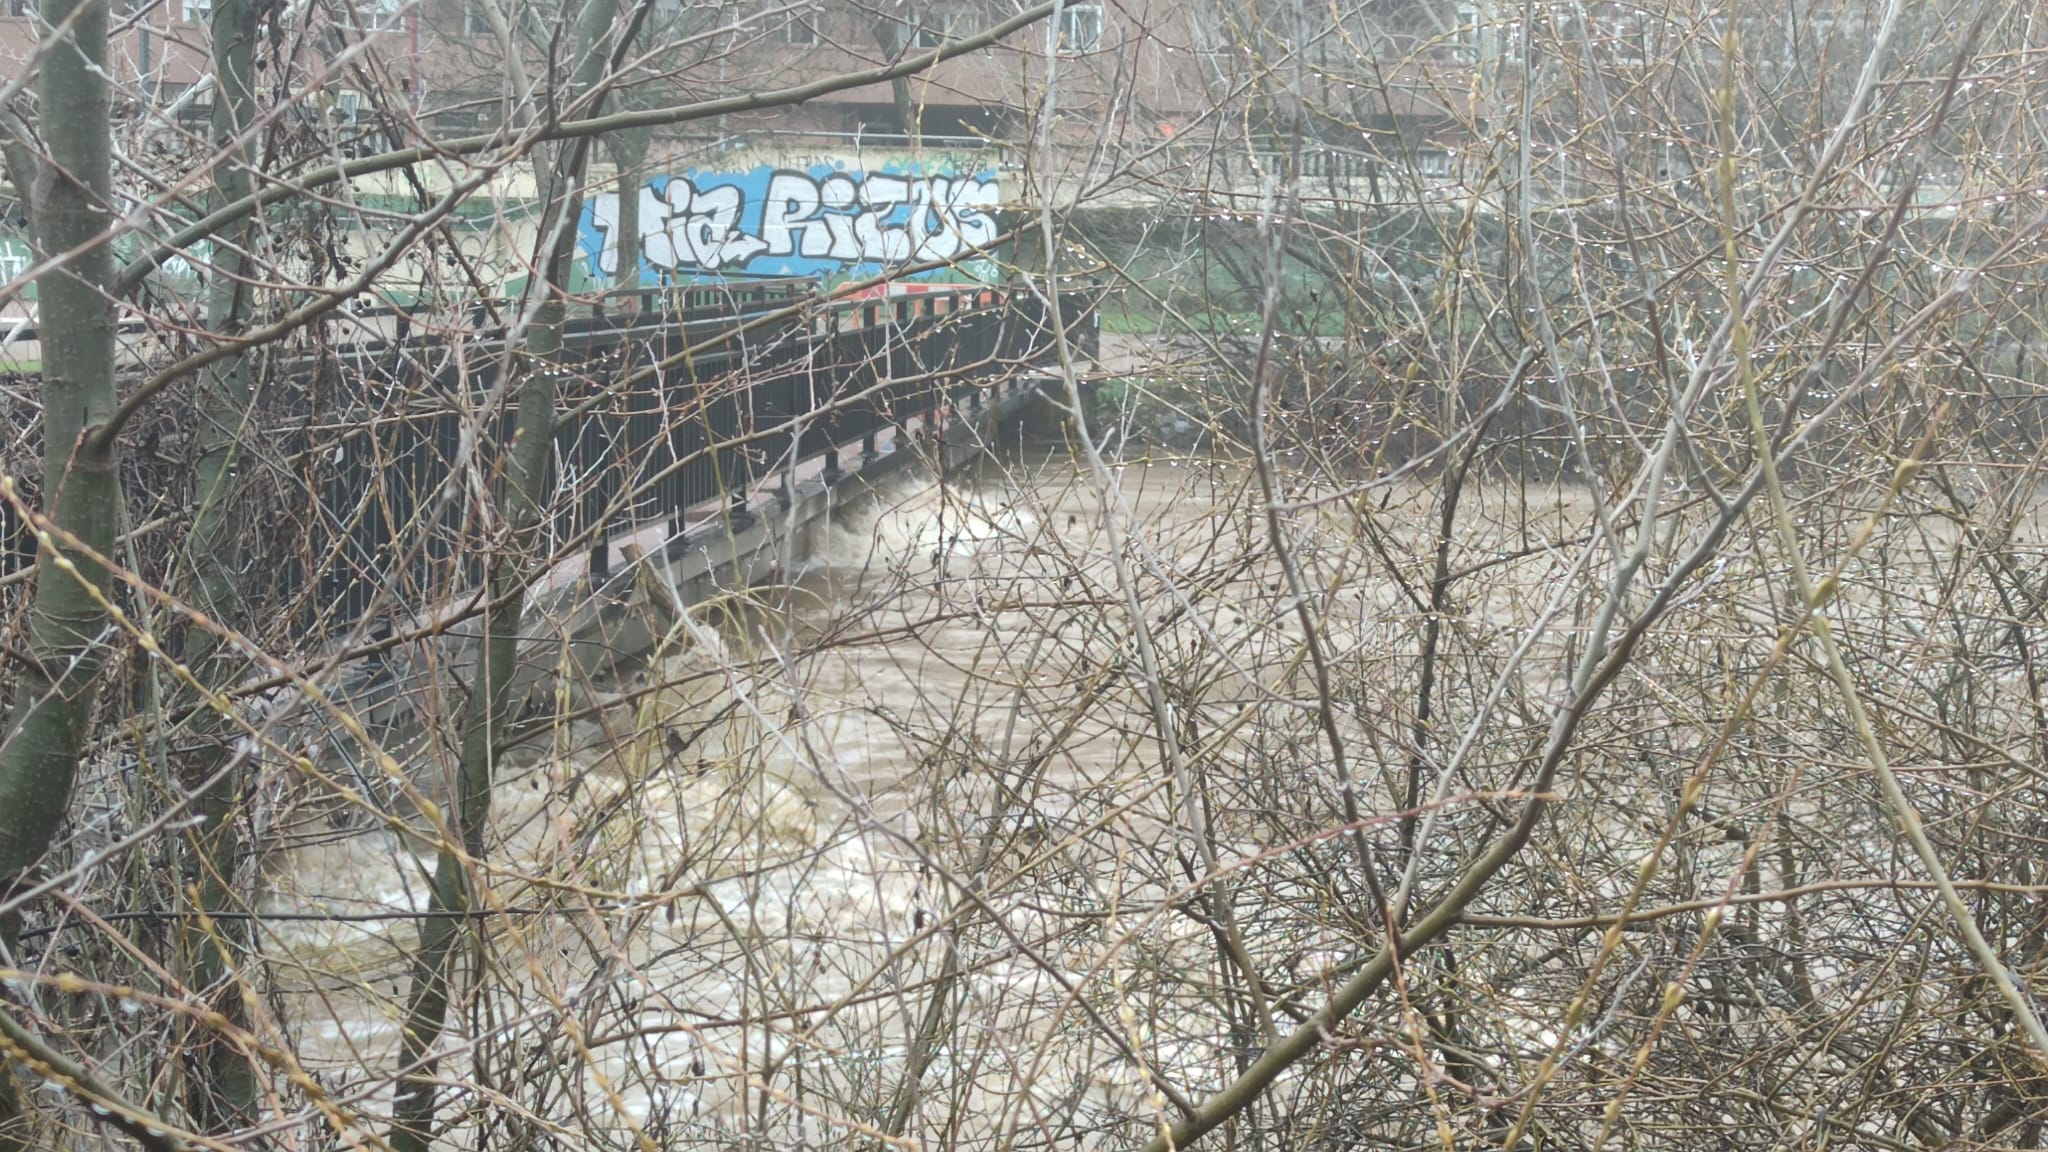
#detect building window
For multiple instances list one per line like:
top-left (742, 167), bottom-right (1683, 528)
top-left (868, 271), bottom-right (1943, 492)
top-left (181, 0), bottom-right (209, 22)
top-left (913, 5), bottom-right (951, 48)
top-left (518, 0), bottom-right (562, 32)
top-left (363, 0), bottom-right (403, 30)
top-left (1453, 2), bottom-right (1523, 63)
top-left (769, 2), bottom-right (817, 44)
top-left (464, 0), bottom-right (493, 35)
top-left (169, 80), bottom-right (215, 120)
top-left (1607, 6), bottom-right (1651, 68)
top-left (1453, 2), bottom-right (1485, 61)
top-left (4, 0), bottom-right (35, 19)
top-left (433, 108), bottom-right (490, 136)
top-left (1056, 4), bottom-right (1101, 53)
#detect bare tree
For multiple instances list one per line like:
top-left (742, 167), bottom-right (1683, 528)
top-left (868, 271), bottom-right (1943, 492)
top-left (7, 0), bottom-right (2048, 1149)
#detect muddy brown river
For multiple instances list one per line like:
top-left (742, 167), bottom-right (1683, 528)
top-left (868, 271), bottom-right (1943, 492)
top-left (260, 454), bottom-right (1623, 1147)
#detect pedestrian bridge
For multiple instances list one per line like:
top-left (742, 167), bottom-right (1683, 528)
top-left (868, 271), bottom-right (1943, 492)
top-left (277, 278), bottom-right (1096, 782)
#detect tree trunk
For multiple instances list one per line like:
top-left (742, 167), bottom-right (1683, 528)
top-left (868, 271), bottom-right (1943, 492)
top-left (611, 126), bottom-right (650, 314)
top-left (386, 2), bottom-right (621, 1147)
top-left (873, 17), bottom-right (921, 147)
top-left (386, 355), bottom-right (555, 1152)
top-left (173, 0), bottom-right (264, 1127)
top-left (0, 0), bottom-right (117, 1144)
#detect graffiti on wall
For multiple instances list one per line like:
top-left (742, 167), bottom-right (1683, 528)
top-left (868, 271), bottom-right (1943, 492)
top-left (579, 162), bottom-right (1001, 284)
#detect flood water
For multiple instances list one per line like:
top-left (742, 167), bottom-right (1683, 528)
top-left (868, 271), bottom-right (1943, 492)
top-left (262, 453), bottom-right (1613, 1147)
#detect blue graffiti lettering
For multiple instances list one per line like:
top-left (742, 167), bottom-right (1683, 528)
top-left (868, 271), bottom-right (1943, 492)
top-left (582, 164), bottom-right (1000, 283)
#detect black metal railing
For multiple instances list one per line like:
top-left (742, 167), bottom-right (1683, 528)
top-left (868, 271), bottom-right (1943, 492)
top-left (295, 284), bottom-right (1096, 629)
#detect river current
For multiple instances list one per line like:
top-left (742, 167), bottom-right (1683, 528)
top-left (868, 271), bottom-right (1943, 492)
top-left (260, 453), bottom-right (1601, 1147)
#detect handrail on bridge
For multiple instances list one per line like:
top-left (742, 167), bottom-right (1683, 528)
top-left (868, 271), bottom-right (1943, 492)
top-left (0, 277), bottom-right (1101, 622)
top-left (308, 279), bottom-right (1099, 624)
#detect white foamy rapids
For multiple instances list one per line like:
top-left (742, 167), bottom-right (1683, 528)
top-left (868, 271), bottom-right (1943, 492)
top-left (810, 475), bottom-right (1044, 576)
